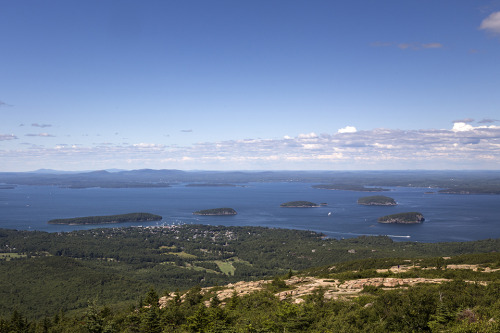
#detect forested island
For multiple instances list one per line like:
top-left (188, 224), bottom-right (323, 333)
top-left (47, 212), bottom-right (162, 225)
top-left (193, 208), bottom-right (237, 216)
top-left (377, 212), bottom-right (425, 224)
top-left (358, 195), bottom-right (397, 206)
top-left (313, 184), bottom-right (389, 192)
top-left (280, 201), bottom-right (320, 207)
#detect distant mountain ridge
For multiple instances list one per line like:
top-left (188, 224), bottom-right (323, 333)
top-left (0, 169), bottom-right (499, 193)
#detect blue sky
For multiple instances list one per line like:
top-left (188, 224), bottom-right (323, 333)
top-left (1, 0), bottom-right (500, 171)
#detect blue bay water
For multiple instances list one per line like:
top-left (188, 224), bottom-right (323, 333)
top-left (0, 183), bottom-right (499, 242)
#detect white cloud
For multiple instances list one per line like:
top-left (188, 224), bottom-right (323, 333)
top-left (297, 132), bottom-right (318, 139)
top-left (337, 126), bottom-right (357, 133)
top-left (302, 144), bottom-right (322, 150)
top-left (132, 143), bottom-right (165, 148)
top-left (452, 122), bottom-right (475, 132)
top-left (480, 11), bottom-right (500, 34)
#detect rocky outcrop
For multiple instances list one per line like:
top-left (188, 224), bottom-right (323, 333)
top-left (158, 275), bottom-right (465, 308)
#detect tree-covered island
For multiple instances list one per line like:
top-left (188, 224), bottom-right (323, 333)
top-left (358, 195), bottom-right (397, 206)
top-left (193, 208), bottom-right (237, 216)
top-left (280, 201), bottom-right (320, 207)
top-left (377, 212), bottom-right (425, 224)
top-left (47, 212), bottom-right (162, 225)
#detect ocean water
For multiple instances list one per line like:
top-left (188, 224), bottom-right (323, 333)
top-left (0, 182), bottom-right (499, 242)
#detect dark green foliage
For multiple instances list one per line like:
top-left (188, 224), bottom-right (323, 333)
top-left (280, 201), bottom-right (319, 207)
top-left (377, 212), bottom-right (425, 223)
top-left (84, 300), bottom-right (104, 333)
top-left (1, 255), bottom-right (500, 332)
top-left (192, 208), bottom-right (237, 215)
top-left (267, 276), bottom-right (289, 293)
top-left (357, 195), bottom-right (397, 205)
top-left (144, 288), bottom-right (159, 308)
top-left (193, 261), bottom-right (221, 273)
top-left (439, 186), bottom-right (500, 194)
top-left (0, 225), bottom-right (500, 321)
top-left (48, 212), bottom-right (162, 225)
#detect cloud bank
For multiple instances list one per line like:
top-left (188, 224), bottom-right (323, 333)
top-left (0, 134), bottom-right (18, 141)
top-left (1, 124), bottom-right (500, 171)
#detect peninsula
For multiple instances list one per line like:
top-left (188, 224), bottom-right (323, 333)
top-left (357, 195), bottom-right (397, 206)
top-left (313, 184), bottom-right (389, 192)
top-left (377, 212), bottom-right (425, 224)
top-left (193, 208), bottom-right (237, 216)
top-left (280, 201), bottom-right (320, 208)
top-left (48, 212), bottom-right (162, 225)
top-left (185, 183), bottom-right (243, 187)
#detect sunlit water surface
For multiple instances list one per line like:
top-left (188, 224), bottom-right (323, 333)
top-left (0, 183), bottom-right (498, 242)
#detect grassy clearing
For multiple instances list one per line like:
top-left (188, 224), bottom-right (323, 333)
top-left (159, 245), bottom-right (177, 250)
top-left (164, 251), bottom-right (197, 259)
top-left (215, 260), bottom-right (235, 276)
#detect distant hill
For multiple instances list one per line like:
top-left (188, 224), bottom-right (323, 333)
top-left (0, 169), bottom-right (499, 193)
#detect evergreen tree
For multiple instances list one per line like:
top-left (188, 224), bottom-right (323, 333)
top-left (84, 300), bottom-right (104, 333)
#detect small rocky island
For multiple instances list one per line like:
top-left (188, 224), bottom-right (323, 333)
top-left (377, 212), bottom-right (425, 224)
top-left (48, 212), bottom-right (162, 225)
top-left (358, 195), bottom-right (397, 206)
top-left (280, 201), bottom-right (320, 208)
top-left (193, 208), bottom-right (237, 216)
